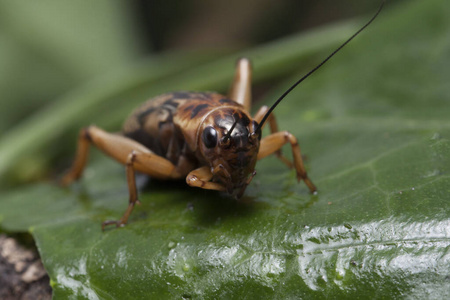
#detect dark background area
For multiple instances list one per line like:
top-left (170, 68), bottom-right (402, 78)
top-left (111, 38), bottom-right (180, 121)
top-left (131, 0), bottom-right (398, 52)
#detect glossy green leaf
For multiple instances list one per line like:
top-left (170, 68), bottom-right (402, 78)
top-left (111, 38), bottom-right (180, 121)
top-left (1, 0), bottom-right (450, 298)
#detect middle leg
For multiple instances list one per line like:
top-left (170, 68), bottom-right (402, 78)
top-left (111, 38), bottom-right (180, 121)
top-left (61, 126), bottom-right (184, 229)
top-left (102, 151), bottom-right (140, 230)
top-left (102, 148), bottom-right (183, 229)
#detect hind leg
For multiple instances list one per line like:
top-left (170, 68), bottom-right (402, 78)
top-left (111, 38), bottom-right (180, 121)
top-left (228, 58), bottom-right (252, 111)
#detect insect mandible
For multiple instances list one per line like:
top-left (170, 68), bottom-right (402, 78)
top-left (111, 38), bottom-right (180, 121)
top-left (61, 2), bottom-right (384, 230)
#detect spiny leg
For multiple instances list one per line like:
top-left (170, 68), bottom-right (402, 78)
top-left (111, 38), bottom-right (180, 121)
top-left (253, 105), bottom-right (294, 168)
top-left (258, 131), bottom-right (317, 193)
top-left (228, 58), bottom-right (252, 111)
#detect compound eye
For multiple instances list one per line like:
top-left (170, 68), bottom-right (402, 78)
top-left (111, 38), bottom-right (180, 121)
top-left (202, 126), bottom-right (218, 148)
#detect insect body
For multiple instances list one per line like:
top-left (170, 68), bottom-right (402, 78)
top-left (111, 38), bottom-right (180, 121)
top-left (61, 58), bottom-right (316, 229)
top-left (61, 2), bottom-right (384, 229)
top-left (122, 91), bottom-right (263, 198)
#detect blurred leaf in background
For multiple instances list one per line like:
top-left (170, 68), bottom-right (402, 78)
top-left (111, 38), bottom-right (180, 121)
top-left (0, 0), bottom-right (146, 184)
top-left (0, 0), bottom-right (141, 132)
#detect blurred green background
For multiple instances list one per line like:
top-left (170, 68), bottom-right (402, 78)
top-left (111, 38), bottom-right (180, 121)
top-left (0, 0), bottom-right (400, 186)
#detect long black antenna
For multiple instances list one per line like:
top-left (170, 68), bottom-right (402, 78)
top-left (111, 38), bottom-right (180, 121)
top-left (254, 1), bottom-right (385, 133)
top-left (222, 119), bottom-right (239, 143)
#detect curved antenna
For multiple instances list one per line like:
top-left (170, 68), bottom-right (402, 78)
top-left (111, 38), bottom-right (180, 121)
top-left (254, 1), bottom-right (385, 133)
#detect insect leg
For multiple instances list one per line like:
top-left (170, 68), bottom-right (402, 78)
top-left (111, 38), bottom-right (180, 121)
top-left (186, 166), bottom-right (227, 192)
top-left (102, 151), bottom-right (139, 230)
top-left (258, 131), bottom-right (317, 193)
top-left (253, 106), bottom-right (294, 168)
top-left (228, 58), bottom-right (252, 111)
top-left (60, 128), bottom-right (92, 186)
top-left (61, 126), bottom-right (150, 185)
top-left (61, 126), bottom-right (183, 228)
top-left (103, 148), bottom-right (184, 229)
top-left (62, 126), bottom-right (180, 182)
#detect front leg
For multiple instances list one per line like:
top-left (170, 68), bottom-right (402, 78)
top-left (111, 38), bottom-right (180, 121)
top-left (186, 166), bottom-right (227, 192)
top-left (258, 131), bottom-right (317, 193)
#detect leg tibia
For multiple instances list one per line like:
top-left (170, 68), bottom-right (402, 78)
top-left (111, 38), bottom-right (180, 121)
top-left (258, 131), bottom-right (316, 193)
top-left (102, 151), bottom-right (141, 230)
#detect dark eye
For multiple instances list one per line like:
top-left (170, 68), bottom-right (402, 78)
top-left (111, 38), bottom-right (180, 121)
top-left (202, 126), bottom-right (218, 148)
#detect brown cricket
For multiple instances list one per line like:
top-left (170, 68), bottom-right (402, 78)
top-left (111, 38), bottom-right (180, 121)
top-left (61, 2), bottom-right (384, 229)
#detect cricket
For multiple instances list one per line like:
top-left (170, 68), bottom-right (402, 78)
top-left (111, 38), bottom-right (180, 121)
top-left (61, 2), bottom-right (384, 229)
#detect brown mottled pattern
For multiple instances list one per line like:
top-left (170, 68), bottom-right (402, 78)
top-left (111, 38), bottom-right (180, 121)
top-left (122, 91), bottom-right (244, 166)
